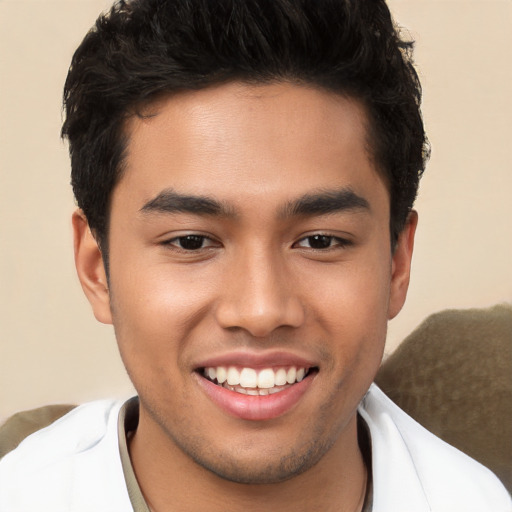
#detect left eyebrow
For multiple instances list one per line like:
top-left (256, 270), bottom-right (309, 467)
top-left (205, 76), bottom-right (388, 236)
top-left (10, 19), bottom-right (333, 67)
top-left (280, 188), bottom-right (370, 218)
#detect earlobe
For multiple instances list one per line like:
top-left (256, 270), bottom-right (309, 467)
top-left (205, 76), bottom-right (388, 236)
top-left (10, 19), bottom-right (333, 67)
top-left (388, 210), bottom-right (418, 320)
top-left (72, 209), bottom-right (113, 324)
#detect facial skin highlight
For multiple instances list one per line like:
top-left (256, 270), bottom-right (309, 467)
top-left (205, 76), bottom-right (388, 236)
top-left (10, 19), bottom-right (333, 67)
top-left (73, 82), bottom-right (416, 511)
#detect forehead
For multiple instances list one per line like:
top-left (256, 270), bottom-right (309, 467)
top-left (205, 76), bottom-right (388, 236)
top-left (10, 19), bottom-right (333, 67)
top-left (117, 82), bottom-right (387, 214)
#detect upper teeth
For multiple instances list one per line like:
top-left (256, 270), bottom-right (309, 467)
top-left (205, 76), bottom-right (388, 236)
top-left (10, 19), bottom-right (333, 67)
top-left (203, 366), bottom-right (307, 389)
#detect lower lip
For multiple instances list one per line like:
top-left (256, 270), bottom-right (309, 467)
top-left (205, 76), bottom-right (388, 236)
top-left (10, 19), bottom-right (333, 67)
top-left (196, 373), bottom-right (314, 421)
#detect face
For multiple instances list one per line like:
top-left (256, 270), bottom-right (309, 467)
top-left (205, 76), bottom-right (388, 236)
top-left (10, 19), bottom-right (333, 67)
top-left (74, 82), bottom-right (415, 485)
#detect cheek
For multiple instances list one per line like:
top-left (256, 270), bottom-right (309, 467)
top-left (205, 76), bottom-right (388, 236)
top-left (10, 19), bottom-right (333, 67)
top-left (305, 255), bottom-right (391, 330)
top-left (108, 260), bottom-right (219, 368)
top-left (302, 253), bottom-right (391, 380)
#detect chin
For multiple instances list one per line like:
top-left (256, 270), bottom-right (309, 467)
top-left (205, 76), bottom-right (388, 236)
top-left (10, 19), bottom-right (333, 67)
top-left (171, 422), bottom-right (337, 485)
top-left (188, 449), bottom-right (322, 485)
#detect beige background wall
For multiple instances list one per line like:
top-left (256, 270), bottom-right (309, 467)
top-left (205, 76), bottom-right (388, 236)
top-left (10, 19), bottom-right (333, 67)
top-left (1, 0), bottom-right (511, 421)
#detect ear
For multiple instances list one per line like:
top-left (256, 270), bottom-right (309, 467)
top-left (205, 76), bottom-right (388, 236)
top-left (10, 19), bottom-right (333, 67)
top-left (72, 209), bottom-right (113, 324)
top-left (388, 210), bottom-right (418, 320)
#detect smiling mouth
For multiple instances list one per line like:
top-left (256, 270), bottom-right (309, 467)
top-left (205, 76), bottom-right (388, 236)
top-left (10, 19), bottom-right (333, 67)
top-left (200, 366), bottom-right (317, 396)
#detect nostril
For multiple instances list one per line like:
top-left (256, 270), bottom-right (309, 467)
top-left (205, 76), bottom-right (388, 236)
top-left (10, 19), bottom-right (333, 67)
top-left (215, 301), bottom-right (305, 338)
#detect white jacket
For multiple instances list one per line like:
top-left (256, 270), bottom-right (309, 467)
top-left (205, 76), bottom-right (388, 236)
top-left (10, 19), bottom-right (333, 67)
top-left (0, 384), bottom-right (510, 511)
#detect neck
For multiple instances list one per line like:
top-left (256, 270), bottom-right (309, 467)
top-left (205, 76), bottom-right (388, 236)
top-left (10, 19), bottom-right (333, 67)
top-left (129, 410), bottom-right (368, 512)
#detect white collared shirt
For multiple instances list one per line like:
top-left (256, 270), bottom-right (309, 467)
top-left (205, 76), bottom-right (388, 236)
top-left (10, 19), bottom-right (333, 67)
top-left (0, 384), bottom-right (510, 511)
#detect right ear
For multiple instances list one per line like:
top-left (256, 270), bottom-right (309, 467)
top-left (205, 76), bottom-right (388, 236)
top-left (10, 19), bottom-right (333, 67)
top-left (72, 209), bottom-right (113, 324)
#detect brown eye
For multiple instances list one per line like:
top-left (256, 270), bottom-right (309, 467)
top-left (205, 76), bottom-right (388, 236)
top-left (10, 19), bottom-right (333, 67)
top-left (162, 233), bottom-right (221, 252)
top-left (305, 235), bottom-right (333, 249)
top-left (174, 235), bottom-right (207, 250)
top-left (295, 234), bottom-right (352, 250)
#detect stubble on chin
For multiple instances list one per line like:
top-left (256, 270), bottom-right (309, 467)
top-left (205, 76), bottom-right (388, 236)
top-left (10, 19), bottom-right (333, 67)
top-left (141, 393), bottom-right (345, 486)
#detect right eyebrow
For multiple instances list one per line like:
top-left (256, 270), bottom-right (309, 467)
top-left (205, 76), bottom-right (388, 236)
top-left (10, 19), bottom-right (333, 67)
top-left (139, 189), bottom-right (236, 218)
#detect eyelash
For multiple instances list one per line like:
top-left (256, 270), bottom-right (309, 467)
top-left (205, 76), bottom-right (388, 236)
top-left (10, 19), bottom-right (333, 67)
top-left (162, 233), bottom-right (352, 252)
top-left (162, 234), bottom-right (219, 251)
top-left (293, 234), bottom-right (353, 251)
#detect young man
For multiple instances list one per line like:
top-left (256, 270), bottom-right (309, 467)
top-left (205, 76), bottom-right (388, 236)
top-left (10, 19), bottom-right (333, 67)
top-left (0, 0), bottom-right (510, 510)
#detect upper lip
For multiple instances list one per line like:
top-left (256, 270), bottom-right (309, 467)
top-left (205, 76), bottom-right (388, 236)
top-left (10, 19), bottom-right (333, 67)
top-left (194, 350), bottom-right (318, 371)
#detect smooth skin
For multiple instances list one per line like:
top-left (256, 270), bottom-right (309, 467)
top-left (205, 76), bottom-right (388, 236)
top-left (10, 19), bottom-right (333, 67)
top-left (73, 82), bottom-right (417, 512)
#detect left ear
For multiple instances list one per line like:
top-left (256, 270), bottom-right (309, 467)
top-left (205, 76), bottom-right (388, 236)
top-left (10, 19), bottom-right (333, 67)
top-left (388, 210), bottom-right (418, 320)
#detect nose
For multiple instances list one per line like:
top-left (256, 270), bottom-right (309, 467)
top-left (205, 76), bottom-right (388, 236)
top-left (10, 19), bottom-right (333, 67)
top-left (214, 249), bottom-right (305, 337)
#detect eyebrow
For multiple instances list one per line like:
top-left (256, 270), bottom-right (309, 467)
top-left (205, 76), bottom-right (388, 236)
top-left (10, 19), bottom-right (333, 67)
top-left (140, 189), bottom-right (236, 217)
top-left (140, 187), bottom-right (370, 219)
top-left (280, 188), bottom-right (370, 218)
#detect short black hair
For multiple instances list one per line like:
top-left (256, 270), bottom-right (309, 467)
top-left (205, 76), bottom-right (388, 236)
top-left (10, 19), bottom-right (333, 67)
top-left (62, 0), bottom-right (429, 255)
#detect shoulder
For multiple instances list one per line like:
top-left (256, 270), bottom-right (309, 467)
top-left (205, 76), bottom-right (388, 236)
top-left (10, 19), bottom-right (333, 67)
top-left (359, 384), bottom-right (512, 512)
top-left (0, 404), bottom-right (77, 459)
top-left (0, 399), bottom-right (132, 511)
